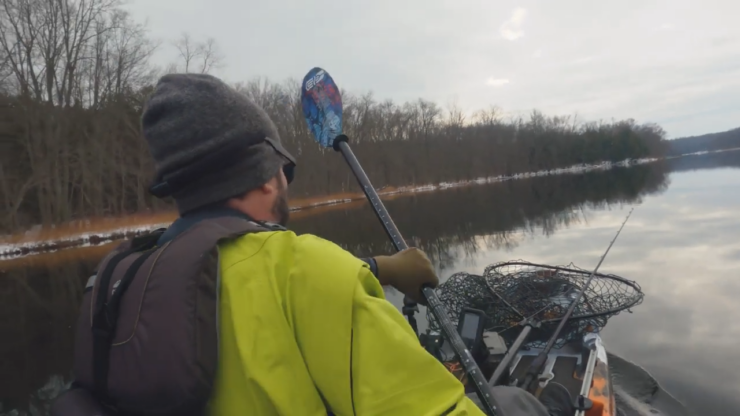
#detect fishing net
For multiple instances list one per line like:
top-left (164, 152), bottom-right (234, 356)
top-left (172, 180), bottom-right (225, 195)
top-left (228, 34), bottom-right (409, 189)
top-left (427, 260), bottom-right (644, 348)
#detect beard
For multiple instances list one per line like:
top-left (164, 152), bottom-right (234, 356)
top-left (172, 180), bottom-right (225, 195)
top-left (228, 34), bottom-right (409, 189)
top-left (271, 183), bottom-right (290, 226)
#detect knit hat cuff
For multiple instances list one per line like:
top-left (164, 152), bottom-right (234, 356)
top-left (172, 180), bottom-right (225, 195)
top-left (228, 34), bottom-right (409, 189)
top-left (171, 146), bottom-right (285, 214)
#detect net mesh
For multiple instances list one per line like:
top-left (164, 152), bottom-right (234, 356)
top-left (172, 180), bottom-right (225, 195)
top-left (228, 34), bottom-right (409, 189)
top-left (427, 260), bottom-right (644, 348)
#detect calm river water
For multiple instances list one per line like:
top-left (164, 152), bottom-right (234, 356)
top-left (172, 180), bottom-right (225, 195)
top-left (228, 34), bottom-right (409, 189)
top-left (2, 151), bottom-right (739, 415)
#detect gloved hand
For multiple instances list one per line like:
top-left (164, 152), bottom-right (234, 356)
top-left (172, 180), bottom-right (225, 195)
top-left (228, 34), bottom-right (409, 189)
top-left (373, 248), bottom-right (439, 305)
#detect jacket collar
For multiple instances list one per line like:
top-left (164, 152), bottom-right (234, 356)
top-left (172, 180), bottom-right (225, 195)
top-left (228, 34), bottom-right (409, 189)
top-left (157, 207), bottom-right (286, 246)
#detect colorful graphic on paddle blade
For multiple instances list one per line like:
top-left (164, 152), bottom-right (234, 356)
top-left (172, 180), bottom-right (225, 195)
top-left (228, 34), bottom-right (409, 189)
top-left (301, 67), bottom-right (343, 148)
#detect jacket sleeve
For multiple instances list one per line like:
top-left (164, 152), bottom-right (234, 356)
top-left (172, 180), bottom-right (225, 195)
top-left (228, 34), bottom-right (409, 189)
top-left (289, 234), bottom-right (483, 416)
top-left (358, 257), bottom-right (378, 277)
top-left (349, 265), bottom-right (486, 416)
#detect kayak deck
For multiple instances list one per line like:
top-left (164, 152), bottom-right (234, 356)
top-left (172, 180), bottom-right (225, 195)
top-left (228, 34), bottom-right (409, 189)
top-left (441, 331), bottom-right (616, 416)
top-left (504, 333), bottom-right (615, 416)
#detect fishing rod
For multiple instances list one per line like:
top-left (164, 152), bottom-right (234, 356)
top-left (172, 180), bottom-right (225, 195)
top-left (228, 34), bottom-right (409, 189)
top-left (300, 67), bottom-right (504, 416)
top-left (517, 207), bottom-right (634, 393)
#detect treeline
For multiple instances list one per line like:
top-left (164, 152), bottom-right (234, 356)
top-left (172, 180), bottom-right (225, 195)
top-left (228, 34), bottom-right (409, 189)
top-left (0, 0), bottom-right (668, 235)
top-left (668, 127), bottom-right (740, 156)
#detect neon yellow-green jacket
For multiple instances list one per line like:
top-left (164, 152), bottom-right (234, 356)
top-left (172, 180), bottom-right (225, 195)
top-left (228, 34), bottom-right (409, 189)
top-left (208, 230), bottom-right (485, 415)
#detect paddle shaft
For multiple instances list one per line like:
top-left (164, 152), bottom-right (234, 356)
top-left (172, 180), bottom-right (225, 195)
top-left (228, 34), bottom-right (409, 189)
top-left (520, 208), bottom-right (634, 392)
top-left (333, 136), bottom-right (503, 416)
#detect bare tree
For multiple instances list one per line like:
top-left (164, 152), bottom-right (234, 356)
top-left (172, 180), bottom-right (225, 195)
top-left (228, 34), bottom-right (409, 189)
top-left (444, 100), bottom-right (466, 141)
top-left (172, 33), bottom-right (223, 74)
top-left (197, 37), bottom-right (222, 74)
top-left (82, 9), bottom-right (157, 107)
top-left (0, 0), bottom-right (124, 106)
top-left (0, 0), bottom-right (161, 233)
top-left (473, 106), bottom-right (502, 126)
top-left (0, 0), bottom-right (156, 107)
top-left (173, 32), bottom-right (197, 73)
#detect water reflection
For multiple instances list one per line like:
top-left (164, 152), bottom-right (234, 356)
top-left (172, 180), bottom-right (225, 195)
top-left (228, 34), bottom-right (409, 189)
top-left (2, 150), bottom-right (739, 415)
top-left (666, 148), bottom-right (740, 172)
top-left (600, 168), bottom-right (740, 415)
top-left (449, 167), bottom-right (740, 416)
top-left (0, 256), bottom-right (95, 414)
top-left (291, 161), bottom-right (671, 271)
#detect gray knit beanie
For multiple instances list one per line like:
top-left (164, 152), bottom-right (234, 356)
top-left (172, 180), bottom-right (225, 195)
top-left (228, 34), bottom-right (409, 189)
top-left (141, 73), bottom-right (296, 214)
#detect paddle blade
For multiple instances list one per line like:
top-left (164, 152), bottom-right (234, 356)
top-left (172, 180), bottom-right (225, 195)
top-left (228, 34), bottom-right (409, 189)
top-left (301, 67), bottom-right (343, 148)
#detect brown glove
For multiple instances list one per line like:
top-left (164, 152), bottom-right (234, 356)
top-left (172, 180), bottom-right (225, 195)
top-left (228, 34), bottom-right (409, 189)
top-left (373, 248), bottom-right (439, 306)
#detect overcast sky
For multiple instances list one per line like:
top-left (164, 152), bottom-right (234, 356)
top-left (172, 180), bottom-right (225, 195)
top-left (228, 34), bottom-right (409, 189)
top-left (125, 0), bottom-right (740, 139)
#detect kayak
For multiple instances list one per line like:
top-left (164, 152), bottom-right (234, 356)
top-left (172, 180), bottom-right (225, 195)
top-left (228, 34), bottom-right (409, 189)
top-left (422, 260), bottom-right (644, 416)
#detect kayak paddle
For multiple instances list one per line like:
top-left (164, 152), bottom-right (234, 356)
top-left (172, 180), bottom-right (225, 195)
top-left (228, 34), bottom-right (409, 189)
top-left (300, 67), bottom-right (503, 416)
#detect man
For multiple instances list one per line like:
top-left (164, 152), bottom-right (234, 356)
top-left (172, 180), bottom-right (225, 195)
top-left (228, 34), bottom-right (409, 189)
top-left (53, 74), bottom-right (573, 416)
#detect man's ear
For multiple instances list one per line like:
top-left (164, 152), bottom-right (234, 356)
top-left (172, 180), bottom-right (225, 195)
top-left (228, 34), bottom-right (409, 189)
top-left (258, 176), bottom-right (279, 195)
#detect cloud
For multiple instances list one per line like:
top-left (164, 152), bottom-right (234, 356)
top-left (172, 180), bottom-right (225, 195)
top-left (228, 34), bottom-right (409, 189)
top-left (658, 23), bottom-right (674, 30)
top-left (124, 0), bottom-right (740, 138)
top-left (486, 77), bottom-right (510, 87)
top-left (572, 56), bottom-right (596, 65)
top-left (500, 8), bottom-right (528, 40)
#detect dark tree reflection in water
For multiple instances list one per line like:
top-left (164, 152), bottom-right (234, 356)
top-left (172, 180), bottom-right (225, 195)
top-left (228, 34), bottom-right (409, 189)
top-left (291, 161), bottom-right (671, 271)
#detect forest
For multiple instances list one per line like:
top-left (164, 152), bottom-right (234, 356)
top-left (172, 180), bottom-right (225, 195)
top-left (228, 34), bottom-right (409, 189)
top-left (667, 127), bottom-right (740, 156)
top-left (0, 0), bottom-right (670, 235)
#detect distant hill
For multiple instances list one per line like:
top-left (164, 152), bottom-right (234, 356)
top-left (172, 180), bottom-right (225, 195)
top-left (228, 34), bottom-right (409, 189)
top-left (668, 127), bottom-right (740, 156)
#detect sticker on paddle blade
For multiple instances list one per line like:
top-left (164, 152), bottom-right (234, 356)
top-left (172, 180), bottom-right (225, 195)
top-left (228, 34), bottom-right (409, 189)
top-left (301, 67), bottom-right (342, 148)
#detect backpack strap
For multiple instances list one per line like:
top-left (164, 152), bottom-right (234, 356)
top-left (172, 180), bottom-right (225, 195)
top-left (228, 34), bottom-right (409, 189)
top-left (76, 219), bottom-right (269, 411)
top-left (90, 231), bottom-right (162, 406)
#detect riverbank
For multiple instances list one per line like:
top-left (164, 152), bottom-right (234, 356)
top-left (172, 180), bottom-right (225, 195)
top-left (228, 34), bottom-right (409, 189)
top-left (0, 157), bottom-right (658, 260)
